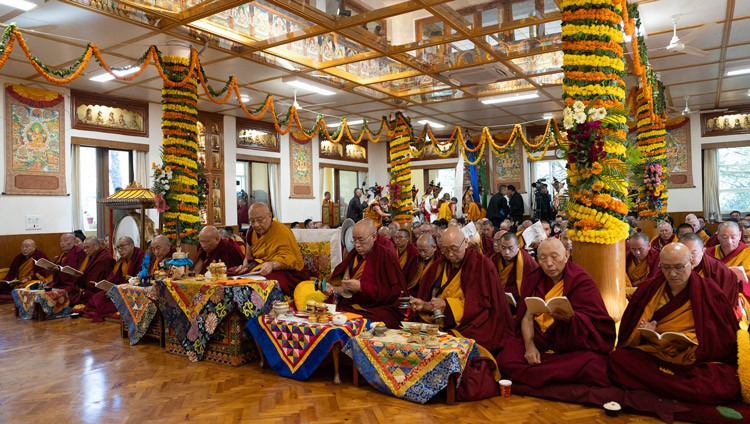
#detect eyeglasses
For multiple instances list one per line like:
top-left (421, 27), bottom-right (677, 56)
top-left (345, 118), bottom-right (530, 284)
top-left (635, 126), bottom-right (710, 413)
top-left (115, 243), bottom-right (132, 250)
top-left (442, 239), bottom-right (465, 254)
top-left (659, 262), bottom-right (691, 272)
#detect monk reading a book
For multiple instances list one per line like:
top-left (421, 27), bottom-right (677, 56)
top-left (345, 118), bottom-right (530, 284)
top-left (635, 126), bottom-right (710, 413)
top-left (704, 221), bottom-right (750, 281)
top-left (0, 239), bottom-right (48, 296)
top-left (608, 243), bottom-right (740, 404)
top-left (79, 236), bottom-right (115, 304)
top-left (491, 232), bottom-right (538, 312)
top-left (496, 238), bottom-right (615, 389)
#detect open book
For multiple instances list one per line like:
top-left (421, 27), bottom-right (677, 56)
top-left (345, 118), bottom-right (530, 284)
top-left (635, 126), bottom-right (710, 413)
top-left (625, 286), bottom-right (638, 296)
top-left (0, 278), bottom-right (25, 286)
top-left (524, 296), bottom-right (573, 315)
top-left (34, 258), bottom-right (59, 271)
top-left (729, 266), bottom-right (748, 283)
top-left (60, 266), bottom-right (83, 277)
top-left (93, 280), bottom-right (115, 292)
top-left (638, 328), bottom-right (698, 345)
top-left (505, 292), bottom-right (517, 308)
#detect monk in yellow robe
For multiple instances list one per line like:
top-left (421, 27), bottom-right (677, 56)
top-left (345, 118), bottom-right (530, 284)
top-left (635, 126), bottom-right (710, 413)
top-left (705, 221), bottom-right (750, 280)
top-left (685, 213), bottom-right (710, 244)
top-left (236, 203), bottom-right (309, 295)
top-left (408, 235), bottom-right (442, 296)
top-left (363, 196), bottom-right (390, 228)
top-left (609, 243), bottom-right (740, 404)
top-left (145, 235), bottom-right (175, 276)
top-left (437, 194), bottom-right (456, 221)
top-left (0, 239), bottom-right (48, 299)
top-left (626, 232), bottom-right (660, 287)
top-left (492, 232), bottom-right (538, 312)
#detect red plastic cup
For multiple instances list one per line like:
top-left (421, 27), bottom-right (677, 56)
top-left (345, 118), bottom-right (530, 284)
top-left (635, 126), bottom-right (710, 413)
top-left (498, 379), bottom-right (512, 397)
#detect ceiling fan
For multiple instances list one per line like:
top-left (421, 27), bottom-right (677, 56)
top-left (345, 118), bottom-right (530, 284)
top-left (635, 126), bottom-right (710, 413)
top-left (658, 16), bottom-right (717, 57)
top-left (276, 89), bottom-right (337, 113)
top-left (667, 96), bottom-right (726, 116)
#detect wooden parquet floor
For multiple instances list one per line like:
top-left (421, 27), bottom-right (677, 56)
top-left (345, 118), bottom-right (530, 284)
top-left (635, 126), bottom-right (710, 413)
top-left (0, 304), bottom-right (668, 424)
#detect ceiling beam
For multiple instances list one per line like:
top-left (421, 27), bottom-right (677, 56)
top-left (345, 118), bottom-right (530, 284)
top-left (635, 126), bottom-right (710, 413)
top-left (715, 0), bottom-right (736, 107)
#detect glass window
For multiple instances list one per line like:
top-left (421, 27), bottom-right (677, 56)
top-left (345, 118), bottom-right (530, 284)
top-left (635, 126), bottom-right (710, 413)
top-left (339, 170), bottom-right (359, 217)
top-left (251, 162), bottom-right (270, 206)
top-left (412, 168), bottom-right (425, 198)
top-left (108, 150), bottom-right (131, 194)
top-left (532, 159), bottom-right (566, 188)
top-left (718, 146), bottom-right (750, 213)
top-left (481, 8), bottom-right (498, 27)
top-left (236, 162), bottom-right (249, 198)
top-left (80, 147), bottom-right (98, 232)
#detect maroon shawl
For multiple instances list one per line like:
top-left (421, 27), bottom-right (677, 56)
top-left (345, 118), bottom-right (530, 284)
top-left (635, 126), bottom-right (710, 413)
top-left (80, 247), bottom-right (116, 303)
top-left (650, 234), bottom-right (677, 252)
top-left (617, 271), bottom-right (738, 364)
top-left (625, 247), bottom-right (661, 284)
top-left (482, 235), bottom-right (494, 257)
top-left (331, 239), bottom-right (406, 327)
top-left (705, 233), bottom-right (719, 249)
top-left (195, 238), bottom-right (244, 274)
top-left (107, 247), bottom-right (146, 285)
top-left (398, 242), bottom-right (420, 288)
top-left (4, 249), bottom-right (48, 281)
top-left (516, 262), bottom-right (615, 354)
top-left (697, 254), bottom-right (739, 304)
top-left (49, 245), bottom-right (86, 297)
top-left (416, 248), bottom-right (513, 351)
top-left (492, 248), bottom-right (539, 303)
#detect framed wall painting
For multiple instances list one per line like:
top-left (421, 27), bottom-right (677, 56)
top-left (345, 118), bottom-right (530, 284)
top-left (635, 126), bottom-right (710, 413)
top-left (664, 117), bottom-right (693, 188)
top-left (236, 117), bottom-right (279, 152)
top-left (290, 132), bottom-right (314, 198)
top-left (71, 90), bottom-right (148, 137)
top-left (491, 132), bottom-right (526, 194)
top-left (4, 84), bottom-right (67, 195)
top-left (701, 107), bottom-right (750, 137)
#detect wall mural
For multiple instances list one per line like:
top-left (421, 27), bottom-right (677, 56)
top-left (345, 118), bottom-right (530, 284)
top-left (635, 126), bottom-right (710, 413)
top-left (4, 84), bottom-right (67, 195)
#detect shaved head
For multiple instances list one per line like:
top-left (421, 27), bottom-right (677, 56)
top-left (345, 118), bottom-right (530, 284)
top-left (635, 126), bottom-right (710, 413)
top-left (718, 221), bottom-right (742, 255)
top-left (151, 235), bottom-right (171, 259)
top-left (660, 243), bottom-right (693, 290)
top-left (21, 239), bottom-right (36, 257)
top-left (537, 238), bottom-right (568, 282)
top-left (199, 226), bottom-right (221, 252)
top-left (416, 234), bottom-right (437, 261)
top-left (115, 236), bottom-right (135, 259)
top-left (442, 226), bottom-right (467, 265)
top-left (83, 236), bottom-right (101, 256)
top-left (60, 233), bottom-right (76, 251)
top-left (249, 202), bottom-right (273, 235)
top-left (353, 219), bottom-right (377, 256)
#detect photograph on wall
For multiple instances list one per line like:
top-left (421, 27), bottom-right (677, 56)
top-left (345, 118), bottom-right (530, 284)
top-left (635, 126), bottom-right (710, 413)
top-left (290, 132), bottom-right (314, 198)
top-left (4, 84), bottom-right (67, 195)
top-left (71, 90), bottom-right (148, 137)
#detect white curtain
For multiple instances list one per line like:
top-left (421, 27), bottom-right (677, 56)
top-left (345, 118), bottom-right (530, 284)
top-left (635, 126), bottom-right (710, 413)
top-left (71, 144), bottom-right (83, 231)
top-left (268, 162), bottom-right (280, 218)
top-left (135, 151), bottom-right (149, 188)
top-left (703, 148), bottom-right (721, 222)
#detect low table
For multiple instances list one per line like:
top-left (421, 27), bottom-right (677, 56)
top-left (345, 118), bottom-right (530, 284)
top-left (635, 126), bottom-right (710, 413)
top-left (12, 288), bottom-right (71, 320)
top-left (155, 278), bottom-right (283, 363)
top-left (247, 315), bottom-right (369, 383)
top-left (107, 284), bottom-right (165, 346)
top-left (343, 329), bottom-right (479, 404)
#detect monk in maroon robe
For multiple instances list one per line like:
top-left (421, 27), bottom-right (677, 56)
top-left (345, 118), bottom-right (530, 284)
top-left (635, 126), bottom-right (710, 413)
top-left (1, 239), bottom-right (48, 295)
top-left (79, 236), bottom-right (115, 304)
top-left (83, 236), bottom-right (145, 322)
top-left (44, 233), bottom-right (86, 303)
top-left (680, 232), bottom-right (739, 306)
top-left (496, 238), bottom-right (615, 389)
top-left (327, 219), bottom-right (406, 328)
top-left (608, 243), bottom-right (740, 404)
top-left (410, 227), bottom-right (513, 353)
top-left (409, 235), bottom-right (442, 297)
top-left (492, 232), bottom-right (539, 313)
top-left (650, 221), bottom-right (677, 252)
top-left (627, 232), bottom-right (661, 287)
top-left (145, 235), bottom-right (175, 276)
top-left (393, 229), bottom-right (420, 291)
top-left (194, 226), bottom-right (244, 275)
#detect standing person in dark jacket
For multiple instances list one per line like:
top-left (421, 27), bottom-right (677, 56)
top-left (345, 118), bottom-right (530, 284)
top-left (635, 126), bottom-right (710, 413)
top-left (507, 185), bottom-right (524, 226)
top-left (487, 184), bottom-right (510, 229)
top-left (346, 188), bottom-right (369, 222)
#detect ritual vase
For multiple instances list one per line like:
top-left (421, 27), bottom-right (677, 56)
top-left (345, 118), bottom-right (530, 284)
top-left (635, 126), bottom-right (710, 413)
top-left (640, 219), bottom-right (657, 241)
top-left (572, 240), bottom-right (627, 322)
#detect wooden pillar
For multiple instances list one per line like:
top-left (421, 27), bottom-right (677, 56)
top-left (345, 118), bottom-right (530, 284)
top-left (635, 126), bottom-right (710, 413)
top-left (572, 240), bottom-right (627, 322)
top-left (640, 219), bottom-right (657, 241)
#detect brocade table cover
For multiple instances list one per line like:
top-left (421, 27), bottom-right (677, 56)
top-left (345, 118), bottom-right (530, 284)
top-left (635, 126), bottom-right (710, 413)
top-left (12, 288), bottom-right (70, 320)
top-left (107, 284), bottom-right (159, 345)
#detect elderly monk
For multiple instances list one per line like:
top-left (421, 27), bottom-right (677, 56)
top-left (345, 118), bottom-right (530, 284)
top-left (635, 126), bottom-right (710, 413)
top-left (496, 238), bottom-right (615, 389)
top-left (410, 227), bottom-right (513, 354)
top-left (327, 219), bottom-right (406, 327)
top-left (650, 220), bottom-right (677, 252)
top-left (492, 232), bottom-right (539, 311)
top-left (480, 219), bottom-right (495, 256)
top-left (608, 243), bottom-right (740, 404)
top-left (409, 235), bottom-right (442, 296)
top-left (679, 232), bottom-right (739, 306)
top-left (2, 239), bottom-right (48, 284)
top-left (627, 232), bottom-right (660, 287)
top-left (108, 237), bottom-right (146, 285)
top-left (79, 237), bottom-right (115, 304)
top-left (705, 221), bottom-right (750, 280)
top-left (393, 229), bottom-right (420, 291)
top-left (194, 226), bottom-right (244, 275)
top-left (685, 213), bottom-right (710, 244)
top-left (145, 235), bottom-right (175, 276)
top-left (44, 233), bottom-right (86, 300)
top-left (236, 203), bottom-right (308, 294)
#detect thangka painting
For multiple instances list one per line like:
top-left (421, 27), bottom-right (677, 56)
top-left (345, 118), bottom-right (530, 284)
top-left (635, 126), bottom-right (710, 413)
top-left (290, 132), bottom-right (313, 198)
top-left (492, 134), bottom-right (525, 193)
top-left (664, 118), bottom-right (693, 188)
top-left (4, 84), bottom-right (67, 195)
